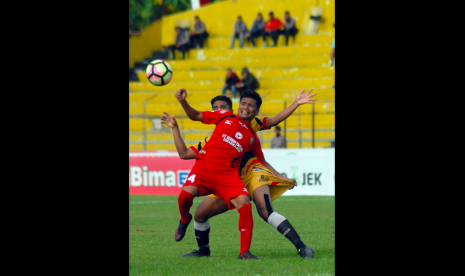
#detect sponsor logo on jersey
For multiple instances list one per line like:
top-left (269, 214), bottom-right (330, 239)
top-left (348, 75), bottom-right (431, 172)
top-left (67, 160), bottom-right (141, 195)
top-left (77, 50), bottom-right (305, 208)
top-left (225, 120), bottom-right (232, 125)
top-left (250, 137), bottom-right (254, 145)
top-left (222, 134), bottom-right (243, 153)
top-left (199, 149), bottom-right (206, 154)
top-left (259, 175), bottom-right (270, 182)
top-left (239, 122), bottom-right (248, 129)
top-left (235, 132), bottom-right (243, 140)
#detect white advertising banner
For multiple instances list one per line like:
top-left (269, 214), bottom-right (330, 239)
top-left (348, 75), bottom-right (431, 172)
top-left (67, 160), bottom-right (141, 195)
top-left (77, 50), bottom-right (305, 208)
top-left (262, 148), bottom-right (335, 196)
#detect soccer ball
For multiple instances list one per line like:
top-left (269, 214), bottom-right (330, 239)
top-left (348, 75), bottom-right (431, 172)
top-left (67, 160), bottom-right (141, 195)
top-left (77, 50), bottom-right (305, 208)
top-left (146, 60), bottom-right (173, 86)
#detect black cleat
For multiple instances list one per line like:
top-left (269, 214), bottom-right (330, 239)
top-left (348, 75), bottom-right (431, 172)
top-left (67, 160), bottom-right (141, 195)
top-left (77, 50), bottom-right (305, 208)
top-left (297, 246), bottom-right (314, 258)
top-left (237, 251), bottom-right (260, 260)
top-left (174, 214), bottom-right (192, 242)
top-left (182, 248), bottom-right (211, 257)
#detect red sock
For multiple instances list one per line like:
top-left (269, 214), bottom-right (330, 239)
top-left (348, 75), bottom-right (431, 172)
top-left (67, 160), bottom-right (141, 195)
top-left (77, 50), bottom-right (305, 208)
top-left (237, 203), bottom-right (253, 255)
top-left (178, 190), bottom-right (194, 223)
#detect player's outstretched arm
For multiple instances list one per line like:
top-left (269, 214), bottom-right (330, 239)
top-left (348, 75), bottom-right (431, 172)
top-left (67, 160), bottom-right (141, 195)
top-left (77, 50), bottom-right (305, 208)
top-left (160, 112), bottom-right (197, 160)
top-left (260, 158), bottom-right (297, 186)
top-left (174, 88), bottom-right (203, 122)
top-left (266, 88), bottom-right (318, 128)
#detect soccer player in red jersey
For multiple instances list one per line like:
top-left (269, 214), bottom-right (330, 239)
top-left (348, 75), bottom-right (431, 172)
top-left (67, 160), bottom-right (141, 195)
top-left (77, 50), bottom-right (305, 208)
top-left (172, 88), bottom-right (274, 259)
top-left (161, 91), bottom-right (317, 259)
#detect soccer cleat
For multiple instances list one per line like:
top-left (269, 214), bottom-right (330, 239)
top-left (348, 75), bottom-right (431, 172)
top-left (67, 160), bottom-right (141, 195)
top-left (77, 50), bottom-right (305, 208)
top-left (297, 246), bottom-right (314, 259)
top-left (237, 251), bottom-right (260, 260)
top-left (174, 214), bottom-right (192, 242)
top-left (182, 248), bottom-right (210, 257)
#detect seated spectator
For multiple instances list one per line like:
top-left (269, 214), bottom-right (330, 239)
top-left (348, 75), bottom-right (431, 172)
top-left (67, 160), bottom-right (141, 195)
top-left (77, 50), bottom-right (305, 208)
top-left (222, 68), bottom-right (241, 98)
top-left (168, 27), bottom-right (191, 60)
top-left (263, 11), bottom-right (284, 47)
top-left (229, 16), bottom-right (248, 49)
top-left (246, 13), bottom-right (265, 47)
top-left (271, 126), bottom-right (286, 148)
top-left (190, 16), bottom-right (209, 48)
top-left (281, 11), bottom-right (298, 46)
top-left (235, 67), bottom-right (259, 97)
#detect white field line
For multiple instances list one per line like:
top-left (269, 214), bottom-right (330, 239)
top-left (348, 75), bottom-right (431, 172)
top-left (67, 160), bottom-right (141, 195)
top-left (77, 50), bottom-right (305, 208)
top-left (129, 197), bottom-right (334, 204)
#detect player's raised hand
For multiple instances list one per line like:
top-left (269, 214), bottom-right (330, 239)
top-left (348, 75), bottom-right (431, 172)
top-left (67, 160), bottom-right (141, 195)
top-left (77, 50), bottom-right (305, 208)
top-left (294, 88), bottom-right (318, 105)
top-left (174, 88), bottom-right (187, 102)
top-left (287, 178), bottom-right (297, 189)
top-left (160, 112), bottom-right (178, 128)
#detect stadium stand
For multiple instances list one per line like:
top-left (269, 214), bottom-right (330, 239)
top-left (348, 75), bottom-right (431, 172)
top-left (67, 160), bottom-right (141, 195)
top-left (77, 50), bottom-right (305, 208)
top-left (129, 0), bottom-right (335, 150)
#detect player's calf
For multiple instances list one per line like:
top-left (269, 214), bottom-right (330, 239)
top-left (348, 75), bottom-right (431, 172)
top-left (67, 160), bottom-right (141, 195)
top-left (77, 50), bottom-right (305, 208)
top-left (262, 194), bottom-right (314, 258)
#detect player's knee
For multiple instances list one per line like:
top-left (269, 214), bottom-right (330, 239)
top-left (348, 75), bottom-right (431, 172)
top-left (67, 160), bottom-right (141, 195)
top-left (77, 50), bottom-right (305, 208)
top-left (194, 213), bottom-right (208, 223)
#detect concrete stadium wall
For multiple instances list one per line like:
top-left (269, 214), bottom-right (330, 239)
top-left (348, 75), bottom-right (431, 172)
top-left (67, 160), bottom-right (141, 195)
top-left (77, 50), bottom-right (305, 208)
top-left (129, 0), bottom-right (335, 67)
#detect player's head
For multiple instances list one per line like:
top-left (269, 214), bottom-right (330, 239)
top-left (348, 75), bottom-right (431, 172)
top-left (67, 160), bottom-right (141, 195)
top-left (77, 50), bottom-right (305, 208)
top-left (241, 67), bottom-right (249, 76)
top-left (257, 13), bottom-right (263, 21)
top-left (238, 90), bottom-right (262, 121)
top-left (175, 26), bottom-right (181, 34)
top-left (274, 125), bottom-right (281, 135)
top-left (284, 11), bottom-right (290, 20)
top-left (211, 95), bottom-right (233, 111)
top-left (237, 16), bottom-right (242, 23)
top-left (269, 11), bottom-right (274, 19)
top-left (226, 68), bottom-right (232, 77)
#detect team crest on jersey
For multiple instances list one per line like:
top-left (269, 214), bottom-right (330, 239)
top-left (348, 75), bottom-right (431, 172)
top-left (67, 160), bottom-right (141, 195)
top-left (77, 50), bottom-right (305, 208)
top-left (250, 137), bottom-right (254, 145)
top-left (235, 132), bottom-right (243, 140)
top-left (200, 149), bottom-right (206, 154)
top-left (224, 120), bottom-right (232, 125)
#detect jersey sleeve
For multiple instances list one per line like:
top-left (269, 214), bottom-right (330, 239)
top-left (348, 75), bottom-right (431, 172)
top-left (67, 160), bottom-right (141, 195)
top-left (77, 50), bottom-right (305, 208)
top-left (201, 110), bottom-right (234, 124)
top-left (251, 116), bottom-right (270, 132)
top-left (251, 135), bottom-right (264, 160)
top-left (189, 136), bottom-right (210, 154)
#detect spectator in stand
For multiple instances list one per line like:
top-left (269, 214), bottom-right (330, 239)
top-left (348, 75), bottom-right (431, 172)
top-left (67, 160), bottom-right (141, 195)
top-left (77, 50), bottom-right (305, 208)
top-left (270, 126), bottom-right (287, 148)
top-left (222, 68), bottom-right (241, 98)
top-left (236, 67), bottom-right (259, 97)
top-left (230, 16), bottom-right (248, 48)
top-left (263, 11), bottom-right (284, 47)
top-left (281, 11), bottom-right (299, 46)
top-left (169, 27), bottom-right (191, 60)
top-left (246, 13), bottom-right (265, 48)
top-left (190, 16), bottom-right (209, 49)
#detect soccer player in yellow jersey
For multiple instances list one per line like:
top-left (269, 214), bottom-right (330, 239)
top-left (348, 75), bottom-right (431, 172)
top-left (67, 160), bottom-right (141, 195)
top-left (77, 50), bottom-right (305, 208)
top-left (160, 89), bottom-right (317, 259)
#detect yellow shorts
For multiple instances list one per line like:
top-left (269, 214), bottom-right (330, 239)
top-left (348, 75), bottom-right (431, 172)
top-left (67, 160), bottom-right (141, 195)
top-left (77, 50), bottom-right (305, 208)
top-left (207, 162), bottom-right (294, 201)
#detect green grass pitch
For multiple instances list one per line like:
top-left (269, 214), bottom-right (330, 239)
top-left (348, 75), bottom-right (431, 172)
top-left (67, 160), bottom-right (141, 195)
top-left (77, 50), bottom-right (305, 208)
top-left (129, 195), bottom-right (335, 276)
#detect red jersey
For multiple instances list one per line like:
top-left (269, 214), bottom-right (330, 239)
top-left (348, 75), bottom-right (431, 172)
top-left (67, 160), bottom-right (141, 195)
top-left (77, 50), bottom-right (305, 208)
top-left (197, 109), bottom-right (264, 170)
top-left (264, 18), bottom-right (284, 31)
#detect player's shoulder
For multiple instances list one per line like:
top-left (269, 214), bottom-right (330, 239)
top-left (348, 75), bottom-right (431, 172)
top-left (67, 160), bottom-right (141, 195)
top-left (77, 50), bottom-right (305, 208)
top-left (211, 109), bottom-right (233, 115)
top-left (250, 116), bottom-right (267, 131)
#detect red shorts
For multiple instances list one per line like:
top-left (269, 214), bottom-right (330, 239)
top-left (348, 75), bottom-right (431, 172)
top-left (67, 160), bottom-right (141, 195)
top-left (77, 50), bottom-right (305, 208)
top-left (184, 159), bottom-right (250, 210)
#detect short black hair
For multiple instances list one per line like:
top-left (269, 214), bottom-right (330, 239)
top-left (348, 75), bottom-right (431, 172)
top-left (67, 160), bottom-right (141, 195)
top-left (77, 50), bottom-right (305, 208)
top-left (240, 90), bottom-right (262, 109)
top-left (275, 126), bottom-right (281, 131)
top-left (285, 11), bottom-right (290, 15)
top-left (195, 16), bottom-right (199, 19)
top-left (211, 95), bottom-right (233, 111)
top-left (238, 15), bottom-right (242, 19)
top-left (258, 13), bottom-right (262, 16)
top-left (269, 11), bottom-right (274, 15)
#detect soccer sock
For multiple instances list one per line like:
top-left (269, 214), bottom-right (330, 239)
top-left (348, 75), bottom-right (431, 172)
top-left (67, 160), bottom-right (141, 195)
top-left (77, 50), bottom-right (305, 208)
top-left (268, 212), bottom-right (306, 250)
top-left (178, 190), bottom-right (194, 223)
top-left (237, 203), bottom-right (253, 255)
top-left (194, 220), bottom-right (210, 251)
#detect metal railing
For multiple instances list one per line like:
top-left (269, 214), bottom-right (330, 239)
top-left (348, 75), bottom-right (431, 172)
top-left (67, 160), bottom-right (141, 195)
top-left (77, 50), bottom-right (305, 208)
top-left (130, 99), bottom-right (335, 149)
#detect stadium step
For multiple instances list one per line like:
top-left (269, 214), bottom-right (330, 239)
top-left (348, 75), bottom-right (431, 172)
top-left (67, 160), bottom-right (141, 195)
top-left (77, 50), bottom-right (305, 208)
top-left (137, 66), bottom-right (334, 83)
